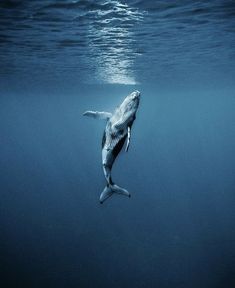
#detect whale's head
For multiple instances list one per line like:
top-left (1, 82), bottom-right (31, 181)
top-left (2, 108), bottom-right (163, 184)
top-left (128, 90), bottom-right (140, 104)
top-left (120, 90), bottom-right (140, 116)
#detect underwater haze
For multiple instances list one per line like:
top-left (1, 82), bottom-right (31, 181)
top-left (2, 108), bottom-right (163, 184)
top-left (1, 0), bottom-right (235, 287)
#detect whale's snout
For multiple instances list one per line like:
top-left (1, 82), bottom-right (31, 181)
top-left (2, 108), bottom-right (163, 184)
top-left (121, 90), bottom-right (141, 112)
top-left (131, 90), bottom-right (140, 100)
top-left (133, 90), bottom-right (140, 98)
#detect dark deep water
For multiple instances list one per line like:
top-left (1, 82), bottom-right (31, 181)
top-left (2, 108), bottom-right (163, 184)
top-left (1, 1), bottom-right (235, 288)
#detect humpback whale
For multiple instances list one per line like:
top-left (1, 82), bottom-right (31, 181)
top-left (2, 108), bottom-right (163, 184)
top-left (83, 90), bottom-right (140, 203)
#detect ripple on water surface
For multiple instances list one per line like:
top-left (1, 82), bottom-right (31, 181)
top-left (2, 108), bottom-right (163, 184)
top-left (0, 0), bottom-right (235, 84)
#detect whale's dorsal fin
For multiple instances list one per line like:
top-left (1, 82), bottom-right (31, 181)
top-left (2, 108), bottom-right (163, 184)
top-left (125, 126), bottom-right (131, 152)
top-left (83, 111), bottom-right (112, 120)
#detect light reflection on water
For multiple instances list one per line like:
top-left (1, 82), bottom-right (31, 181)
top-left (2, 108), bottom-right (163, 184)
top-left (0, 0), bottom-right (235, 85)
top-left (87, 1), bottom-right (144, 84)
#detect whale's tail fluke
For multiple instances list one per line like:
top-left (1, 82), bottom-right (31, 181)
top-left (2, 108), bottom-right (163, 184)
top-left (99, 184), bottom-right (130, 204)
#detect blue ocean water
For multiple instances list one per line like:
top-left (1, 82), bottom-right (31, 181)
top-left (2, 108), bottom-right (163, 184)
top-left (0, 1), bottom-right (235, 287)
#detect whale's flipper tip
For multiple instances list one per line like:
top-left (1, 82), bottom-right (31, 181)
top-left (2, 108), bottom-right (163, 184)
top-left (83, 111), bottom-right (112, 120)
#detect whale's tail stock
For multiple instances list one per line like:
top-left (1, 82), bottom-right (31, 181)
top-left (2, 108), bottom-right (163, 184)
top-left (99, 184), bottom-right (130, 204)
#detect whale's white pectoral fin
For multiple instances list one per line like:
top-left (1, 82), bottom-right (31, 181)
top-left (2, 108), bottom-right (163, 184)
top-left (83, 111), bottom-right (112, 120)
top-left (125, 126), bottom-right (131, 152)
